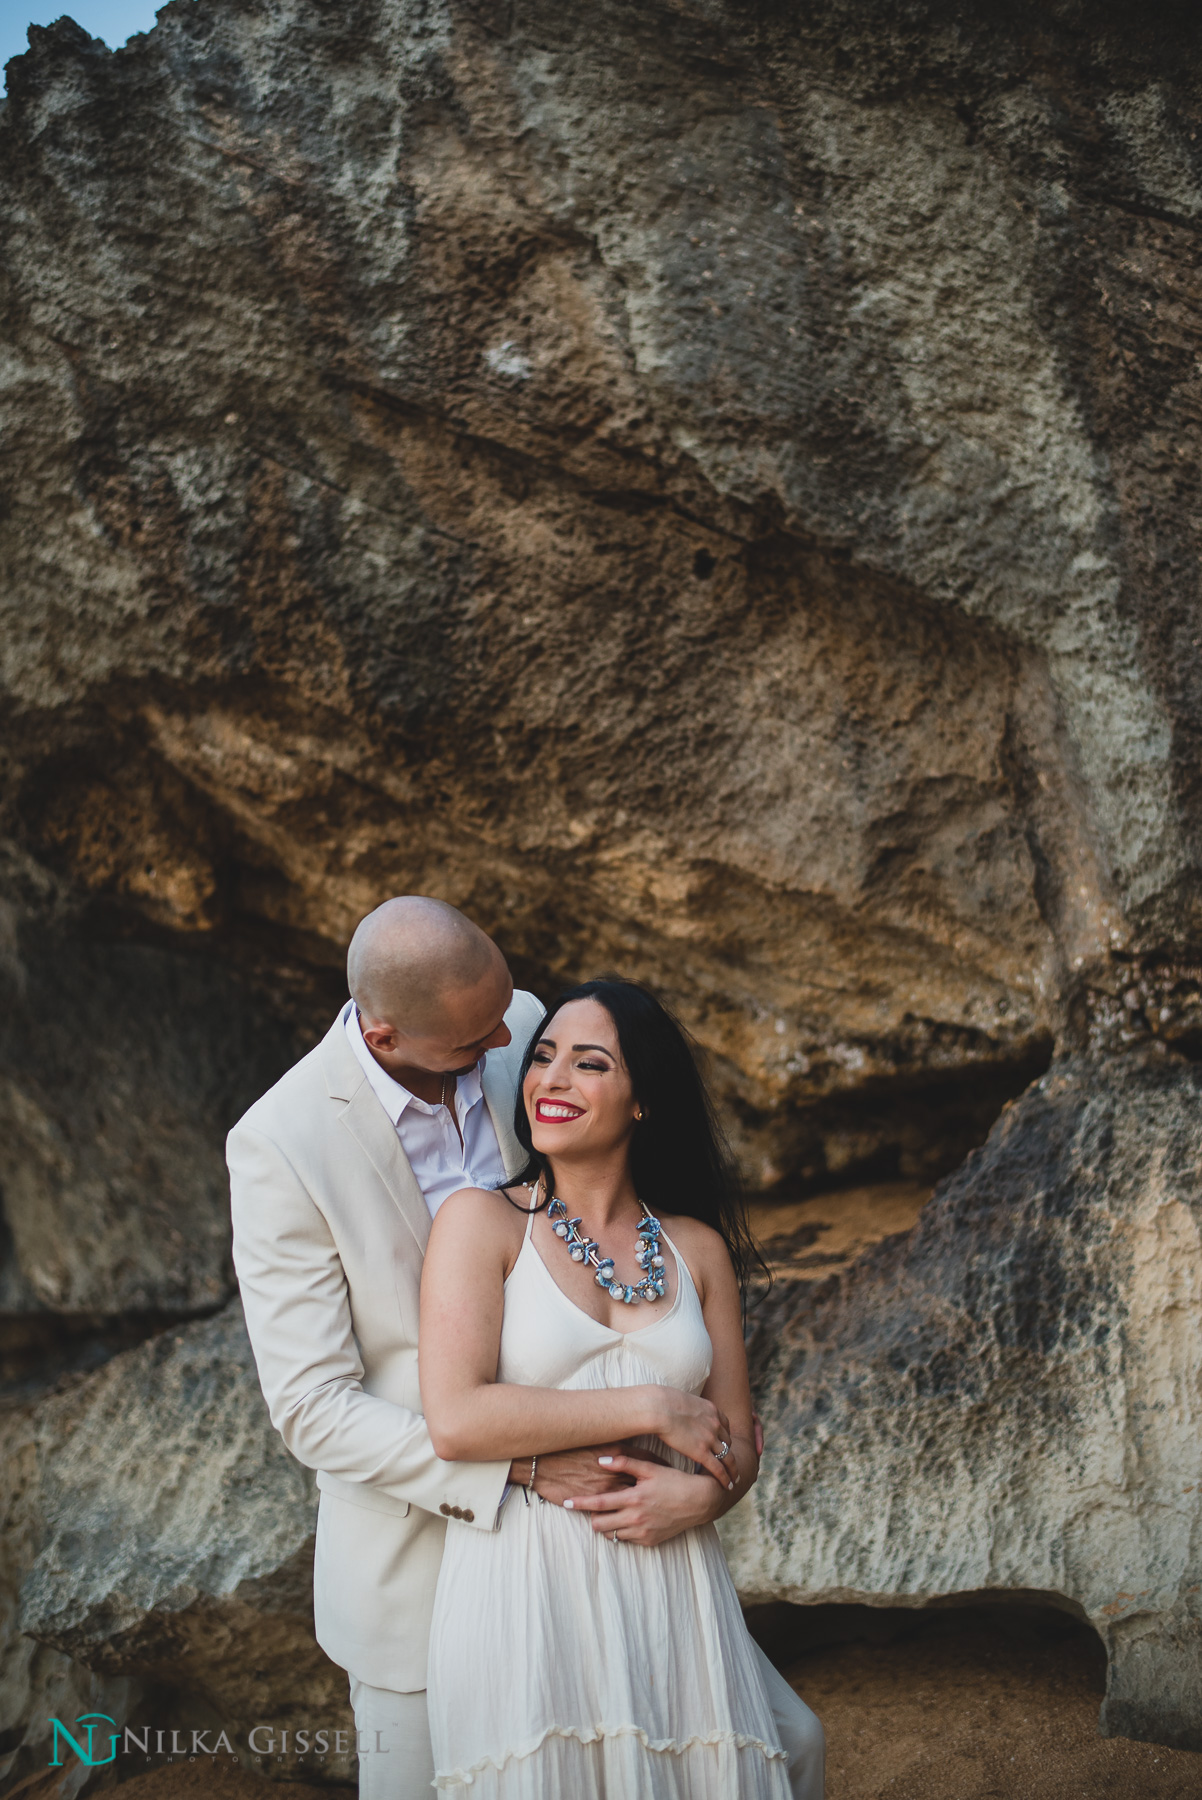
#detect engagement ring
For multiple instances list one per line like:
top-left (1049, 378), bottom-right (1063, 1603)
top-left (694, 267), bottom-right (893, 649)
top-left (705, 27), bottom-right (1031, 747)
top-left (717, 1441), bottom-right (729, 1460)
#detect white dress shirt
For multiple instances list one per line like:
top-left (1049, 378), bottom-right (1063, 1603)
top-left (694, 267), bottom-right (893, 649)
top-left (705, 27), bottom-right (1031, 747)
top-left (343, 1001), bottom-right (509, 1218)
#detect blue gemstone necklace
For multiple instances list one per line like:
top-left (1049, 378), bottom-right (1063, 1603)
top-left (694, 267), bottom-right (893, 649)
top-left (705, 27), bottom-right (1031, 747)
top-left (546, 1192), bottom-right (667, 1305)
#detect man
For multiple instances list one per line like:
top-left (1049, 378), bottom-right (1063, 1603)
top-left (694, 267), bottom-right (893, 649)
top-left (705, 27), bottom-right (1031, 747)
top-left (228, 896), bottom-right (823, 1799)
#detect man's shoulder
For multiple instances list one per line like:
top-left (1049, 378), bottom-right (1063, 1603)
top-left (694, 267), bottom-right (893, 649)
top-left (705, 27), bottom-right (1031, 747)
top-left (483, 988), bottom-right (543, 1090)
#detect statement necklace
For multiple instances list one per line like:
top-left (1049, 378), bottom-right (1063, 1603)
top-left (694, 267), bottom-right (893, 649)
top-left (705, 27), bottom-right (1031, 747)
top-left (547, 1192), bottom-right (666, 1305)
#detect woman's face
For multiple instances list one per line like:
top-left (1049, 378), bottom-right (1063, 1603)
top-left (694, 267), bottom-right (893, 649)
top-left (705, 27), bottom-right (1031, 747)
top-left (523, 998), bottom-right (640, 1162)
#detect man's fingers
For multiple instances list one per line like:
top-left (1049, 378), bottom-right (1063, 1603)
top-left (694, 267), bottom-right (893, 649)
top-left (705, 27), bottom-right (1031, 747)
top-left (598, 1454), bottom-right (663, 1478)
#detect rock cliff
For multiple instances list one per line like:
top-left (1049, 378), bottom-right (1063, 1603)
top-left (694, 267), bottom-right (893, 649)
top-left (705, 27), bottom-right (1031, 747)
top-left (725, 1049), bottom-right (1202, 1750)
top-left (1, 0), bottom-right (1200, 1776)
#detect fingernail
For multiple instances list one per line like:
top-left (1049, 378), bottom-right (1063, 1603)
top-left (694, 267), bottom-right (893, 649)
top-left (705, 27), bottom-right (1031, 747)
top-left (728, 1482), bottom-right (735, 1491)
top-left (598, 1456), bottom-right (613, 1465)
top-left (563, 1499), bottom-right (574, 1509)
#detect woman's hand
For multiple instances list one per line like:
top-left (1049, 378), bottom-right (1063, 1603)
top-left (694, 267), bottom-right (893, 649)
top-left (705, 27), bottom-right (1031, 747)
top-left (645, 1386), bottom-right (740, 1490)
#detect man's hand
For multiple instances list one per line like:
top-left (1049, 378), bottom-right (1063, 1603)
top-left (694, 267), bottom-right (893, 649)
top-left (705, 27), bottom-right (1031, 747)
top-left (561, 1455), bottom-right (730, 1547)
top-left (508, 1444), bottom-right (640, 1504)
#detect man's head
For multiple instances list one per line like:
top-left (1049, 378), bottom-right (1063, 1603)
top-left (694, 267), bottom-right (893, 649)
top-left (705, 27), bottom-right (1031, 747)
top-left (347, 896), bottom-right (513, 1078)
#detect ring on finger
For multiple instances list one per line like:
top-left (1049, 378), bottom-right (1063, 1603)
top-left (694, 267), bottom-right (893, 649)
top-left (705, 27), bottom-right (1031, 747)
top-left (612, 1529), bottom-right (619, 1544)
top-left (717, 1441), bottom-right (730, 1461)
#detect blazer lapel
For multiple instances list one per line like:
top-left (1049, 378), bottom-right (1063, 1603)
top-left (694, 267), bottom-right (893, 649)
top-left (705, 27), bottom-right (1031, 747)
top-left (320, 1010), bottom-right (431, 1255)
top-left (340, 1088), bottom-right (432, 1254)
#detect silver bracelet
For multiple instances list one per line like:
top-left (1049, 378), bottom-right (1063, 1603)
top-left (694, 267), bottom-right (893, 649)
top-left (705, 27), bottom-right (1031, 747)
top-left (522, 1455), bottom-right (538, 1505)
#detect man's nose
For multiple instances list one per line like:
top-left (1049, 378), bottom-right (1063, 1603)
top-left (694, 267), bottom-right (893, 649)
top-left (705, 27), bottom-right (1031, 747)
top-left (484, 1022), bottom-right (511, 1050)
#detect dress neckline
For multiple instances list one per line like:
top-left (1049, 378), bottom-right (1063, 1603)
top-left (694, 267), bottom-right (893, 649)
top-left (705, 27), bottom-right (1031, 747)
top-left (511, 1222), bottom-right (691, 1341)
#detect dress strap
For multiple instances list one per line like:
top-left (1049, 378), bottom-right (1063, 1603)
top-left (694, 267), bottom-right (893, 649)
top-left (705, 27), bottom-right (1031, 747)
top-left (659, 1227), bottom-right (699, 1309)
top-left (523, 1173), bottom-right (543, 1241)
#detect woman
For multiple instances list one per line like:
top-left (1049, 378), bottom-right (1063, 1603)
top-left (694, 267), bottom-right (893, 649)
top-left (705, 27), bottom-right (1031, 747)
top-left (419, 978), bottom-right (824, 1797)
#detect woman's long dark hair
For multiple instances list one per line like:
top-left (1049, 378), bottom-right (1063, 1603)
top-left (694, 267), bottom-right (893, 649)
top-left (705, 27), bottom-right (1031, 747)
top-left (508, 977), bottom-right (765, 1301)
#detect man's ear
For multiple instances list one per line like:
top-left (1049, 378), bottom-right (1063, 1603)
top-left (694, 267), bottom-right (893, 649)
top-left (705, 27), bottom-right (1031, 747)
top-left (362, 1021), bottom-right (397, 1053)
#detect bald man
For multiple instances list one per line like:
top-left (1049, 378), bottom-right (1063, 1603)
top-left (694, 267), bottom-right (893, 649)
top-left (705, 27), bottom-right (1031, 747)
top-left (227, 901), bottom-right (622, 1795)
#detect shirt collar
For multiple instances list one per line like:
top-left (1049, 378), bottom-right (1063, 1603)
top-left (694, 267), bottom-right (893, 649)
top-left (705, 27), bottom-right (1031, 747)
top-left (343, 1000), bottom-right (484, 1123)
top-left (455, 1063), bottom-right (484, 1110)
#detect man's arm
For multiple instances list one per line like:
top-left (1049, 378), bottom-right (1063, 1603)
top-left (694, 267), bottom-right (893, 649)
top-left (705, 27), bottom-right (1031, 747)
top-left (513, 1416), bottom-right (765, 1509)
top-left (508, 1444), bottom-right (651, 1502)
top-left (228, 1122), bottom-right (509, 1528)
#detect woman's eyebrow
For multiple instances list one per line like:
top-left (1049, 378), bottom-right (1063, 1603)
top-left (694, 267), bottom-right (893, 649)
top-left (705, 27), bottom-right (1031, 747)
top-left (571, 1043), bottom-right (613, 1055)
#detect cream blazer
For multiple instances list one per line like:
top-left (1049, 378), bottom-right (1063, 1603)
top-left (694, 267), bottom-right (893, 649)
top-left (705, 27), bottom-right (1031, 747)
top-left (227, 989), bottom-right (544, 1690)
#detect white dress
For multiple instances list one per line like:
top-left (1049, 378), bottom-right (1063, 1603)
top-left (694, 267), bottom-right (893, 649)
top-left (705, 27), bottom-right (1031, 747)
top-left (426, 1203), bottom-right (792, 1797)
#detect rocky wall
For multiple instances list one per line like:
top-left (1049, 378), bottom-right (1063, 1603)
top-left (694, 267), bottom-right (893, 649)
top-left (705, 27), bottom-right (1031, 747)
top-left (723, 1048), bottom-right (1202, 1750)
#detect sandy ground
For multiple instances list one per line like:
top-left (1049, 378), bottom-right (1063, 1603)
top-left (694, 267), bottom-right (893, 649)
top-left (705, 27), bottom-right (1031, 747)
top-left (784, 1610), bottom-right (1202, 1800)
top-left (11, 1607), bottom-right (1200, 1799)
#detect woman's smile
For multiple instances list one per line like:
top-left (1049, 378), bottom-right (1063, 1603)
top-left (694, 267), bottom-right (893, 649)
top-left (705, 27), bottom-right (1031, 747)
top-left (534, 1098), bottom-right (584, 1123)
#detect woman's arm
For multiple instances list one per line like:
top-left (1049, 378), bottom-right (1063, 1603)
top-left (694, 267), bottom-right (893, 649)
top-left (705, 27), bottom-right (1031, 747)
top-left (694, 1223), bottom-right (760, 1504)
top-left (419, 1189), bottom-right (735, 1485)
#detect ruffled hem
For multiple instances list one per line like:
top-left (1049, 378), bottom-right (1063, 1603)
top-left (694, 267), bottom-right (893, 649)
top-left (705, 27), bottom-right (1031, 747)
top-left (433, 1720), bottom-right (789, 1788)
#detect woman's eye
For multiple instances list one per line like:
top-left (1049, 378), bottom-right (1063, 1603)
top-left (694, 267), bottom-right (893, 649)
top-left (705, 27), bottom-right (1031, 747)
top-left (531, 1050), bottom-right (552, 1065)
top-left (577, 1060), bottom-right (608, 1072)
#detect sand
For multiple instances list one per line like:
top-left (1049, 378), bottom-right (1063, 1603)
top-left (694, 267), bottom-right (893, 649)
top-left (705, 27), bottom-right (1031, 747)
top-left (782, 1609), bottom-right (1202, 1799)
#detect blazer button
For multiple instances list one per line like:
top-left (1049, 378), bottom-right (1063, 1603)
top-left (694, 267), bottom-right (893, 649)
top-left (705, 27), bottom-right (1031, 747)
top-left (462, 1509), bottom-right (474, 1523)
top-left (451, 1505), bottom-right (463, 1519)
top-left (440, 1503), bottom-right (452, 1516)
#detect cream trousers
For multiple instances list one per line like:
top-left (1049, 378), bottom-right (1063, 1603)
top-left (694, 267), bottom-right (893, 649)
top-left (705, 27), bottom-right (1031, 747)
top-left (349, 1678), bottom-right (434, 1799)
top-left (350, 1643), bottom-right (824, 1799)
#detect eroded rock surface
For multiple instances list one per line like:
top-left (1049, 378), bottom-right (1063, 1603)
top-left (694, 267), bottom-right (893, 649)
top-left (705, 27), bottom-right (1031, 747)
top-left (0, 1400), bottom-right (142, 1796)
top-left (0, 928), bottom-right (297, 1319)
top-left (10, 1302), bottom-right (351, 1785)
top-left (723, 1049), bottom-right (1202, 1749)
top-left (5, 0), bottom-right (1201, 1197)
